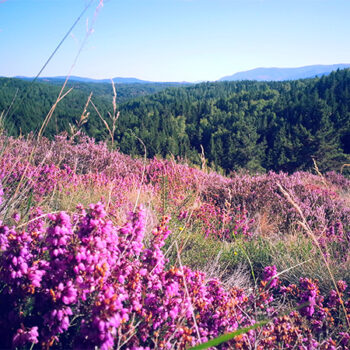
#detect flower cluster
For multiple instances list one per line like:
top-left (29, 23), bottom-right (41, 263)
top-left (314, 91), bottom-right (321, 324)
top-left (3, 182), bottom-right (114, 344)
top-left (0, 204), bottom-right (246, 349)
top-left (0, 204), bottom-right (350, 349)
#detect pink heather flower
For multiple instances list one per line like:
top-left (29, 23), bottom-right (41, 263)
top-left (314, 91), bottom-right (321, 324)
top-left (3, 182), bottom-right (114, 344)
top-left (0, 183), bottom-right (4, 206)
top-left (13, 327), bottom-right (39, 346)
top-left (28, 266), bottom-right (46, 287)
top-left (165, 282), bottom-right (179, 297)
top-left (98, 320), bottom-right (106, 332)
top-left (169, 306), bottom-right (179, 320)
top-left (339, 332), bottom-right (350, 347)
top-left (139, 268), bottom-right (147, 276)
top-left (299, 278), bottom-right (319, 318)
top-left (19, 261), bottom-right (28, 274)
top-left (11, 256), bottom-right (18, 266)
top-left (178, 210), bottom-right (188, 220)
top-left (12, 212), bottom-right (21, 223)
top-left (89, 202), bottom-right (107, 219)
top-left (62, 285), bottom-right (78, 305)
top-left (262, 265), bottom-right (279, 288)
top-left (337, 280), bottom-right (347, 292)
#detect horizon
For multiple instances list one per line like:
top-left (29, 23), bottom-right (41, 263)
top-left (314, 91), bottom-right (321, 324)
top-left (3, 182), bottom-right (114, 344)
top-left (1, 0), bottom-right (350, 82)
top-left (2, 62), bottom-right (350, 83)
top-left (0, 63), bottom-right (350, 84)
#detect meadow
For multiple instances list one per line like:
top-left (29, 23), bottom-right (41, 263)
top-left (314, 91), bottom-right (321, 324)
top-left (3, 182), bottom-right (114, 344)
top-left (0, 130), bottom-right (350, 349)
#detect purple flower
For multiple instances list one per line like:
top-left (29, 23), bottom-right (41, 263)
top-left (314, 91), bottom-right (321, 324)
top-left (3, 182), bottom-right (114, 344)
top-left (262, 265), bottom-right (279, 288)
top-left (13, 326), bottom-right (39, 346)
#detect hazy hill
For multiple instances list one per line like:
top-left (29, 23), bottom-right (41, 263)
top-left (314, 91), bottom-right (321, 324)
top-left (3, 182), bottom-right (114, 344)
top-left (219, 64), bottom-right (350, 81)
top-left (14, 75), bottom-right (191, 85)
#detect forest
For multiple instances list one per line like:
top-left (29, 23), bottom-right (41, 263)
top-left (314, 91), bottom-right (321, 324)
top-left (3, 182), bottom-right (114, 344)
top-left (1, 68), bottom-right (350, 174)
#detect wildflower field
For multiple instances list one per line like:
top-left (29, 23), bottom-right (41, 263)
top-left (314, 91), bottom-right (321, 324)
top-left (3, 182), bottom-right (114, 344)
top-left (1, 133), bottom-right (350, 349)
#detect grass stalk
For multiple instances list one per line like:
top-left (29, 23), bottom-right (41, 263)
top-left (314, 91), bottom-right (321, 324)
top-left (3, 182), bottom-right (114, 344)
top-left (132, 133), bottom-right (147, 212)
top-left (277, 182), bottom-right (350, 330)
top-left (175, 241), bottom-right (201, 342)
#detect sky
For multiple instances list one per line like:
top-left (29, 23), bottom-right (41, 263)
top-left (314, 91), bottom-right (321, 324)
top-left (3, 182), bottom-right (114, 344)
top-left (1, 0), bottom-right (350, 82)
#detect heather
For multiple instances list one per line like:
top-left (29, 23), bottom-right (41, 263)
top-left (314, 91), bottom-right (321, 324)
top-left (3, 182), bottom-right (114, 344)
top-left (1, 133), bottom-right (350, 349)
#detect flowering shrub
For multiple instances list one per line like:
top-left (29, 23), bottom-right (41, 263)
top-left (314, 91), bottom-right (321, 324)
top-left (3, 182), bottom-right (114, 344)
top-left (0, 204), bottom-right (350, 349)
top-left (0, 204), bottom-right (248, 349)
top-left (203, 171), bottom-right (350, 241)
top-left (0, 180), bottom-right (3, 206)
top-left (0, 133), bottom-right (350, 349)
top-left (2, 134), bottom-right (348, 246)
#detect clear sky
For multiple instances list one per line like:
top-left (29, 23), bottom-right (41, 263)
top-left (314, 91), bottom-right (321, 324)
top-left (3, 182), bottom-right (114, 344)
top-left (1, 0), bottom-right (350, 82)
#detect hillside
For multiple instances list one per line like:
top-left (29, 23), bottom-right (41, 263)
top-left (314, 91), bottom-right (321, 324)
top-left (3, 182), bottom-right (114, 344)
top-left (1, 69), bottom-right (350, 174)
top-left (0, 77), bottom-right (186, 139)
top-left (0, 133), bottom-right (349, 348)
top-left (219, 64), bottom-right (350, 81)
top-left (115, 68), bottom-right (350, 173)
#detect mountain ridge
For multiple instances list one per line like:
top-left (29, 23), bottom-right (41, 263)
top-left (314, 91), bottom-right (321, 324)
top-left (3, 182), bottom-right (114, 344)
top-left (218, 64), bottom-right (350, 81)
top-left (9, 64), bottom-right (350, 84)
top-left (13, 75), bottom-right (191, 85)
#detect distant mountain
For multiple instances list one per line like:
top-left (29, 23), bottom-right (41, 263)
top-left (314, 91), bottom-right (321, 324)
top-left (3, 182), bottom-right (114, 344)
top-left (14, 76), bottom-right (191, 85)
top-left (218, 64), bottom-right (350, 82)
top-left (2, 76), bottom-right (191, 106)
top-left (14, 75), bottom-right (153, 84)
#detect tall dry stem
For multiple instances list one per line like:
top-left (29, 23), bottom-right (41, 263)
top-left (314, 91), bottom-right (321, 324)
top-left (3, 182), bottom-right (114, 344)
top-left (6, 1), bottom-right (104, 212)
top-left (3, 0), bottom-right (96, 134)
top-left (38, 88), bottom-right (73, 140)
top-left (200, 144), bottom-right (207, 173)
top-left (340, 164), bottom-right (350, 174)
top-left (175, 241), bottom-right (201, 342)
top-left (69, 92), bottom-right (92, 138)
top-left (132, 133), bottom-right (147, 212)
top-left (312, 157), bottom-right (328, 188)
top-left (108, 79), bottom-right (120, 147)
top-left (2, 88), bottom-right (19, 123)
top-left (37, 1), bottom-right (104, 140)
top-left (0, 111), bottom-right (4, 135)
top-left (90, 79), bottom-right (120, 148)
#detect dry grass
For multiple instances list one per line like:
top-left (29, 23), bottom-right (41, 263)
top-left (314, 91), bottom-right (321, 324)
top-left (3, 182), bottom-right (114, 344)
top-left (202, 252), bottom-right (252, 291)
top-left (277, 182), bottom-right (350, 329)
top-left (45, 179), bottom-right (158, 226)
top-left (253, 210), bottom-right (279, 238)
top-left (266, 233), bottom-right (329, 288)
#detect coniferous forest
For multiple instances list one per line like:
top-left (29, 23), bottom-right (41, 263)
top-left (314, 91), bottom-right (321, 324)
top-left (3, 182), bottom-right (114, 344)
top-left (1, 68), bottom-right (350, 174)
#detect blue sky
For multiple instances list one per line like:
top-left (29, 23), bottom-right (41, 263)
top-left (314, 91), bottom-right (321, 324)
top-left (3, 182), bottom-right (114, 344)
top-left (1, 0), bottom-right (350, 82)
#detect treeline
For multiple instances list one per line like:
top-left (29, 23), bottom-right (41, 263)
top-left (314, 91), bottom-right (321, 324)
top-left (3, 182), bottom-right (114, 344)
top-left (1, 70), bottom-right (350, 173)
top-left (34, 78), bottom-right (189, 104)
top-left (116, 69), bottom-right (350, 173)
top-left (0, 77), bottom-right (110, 139)
top-left (0, 77), bottom-right (186, 137)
